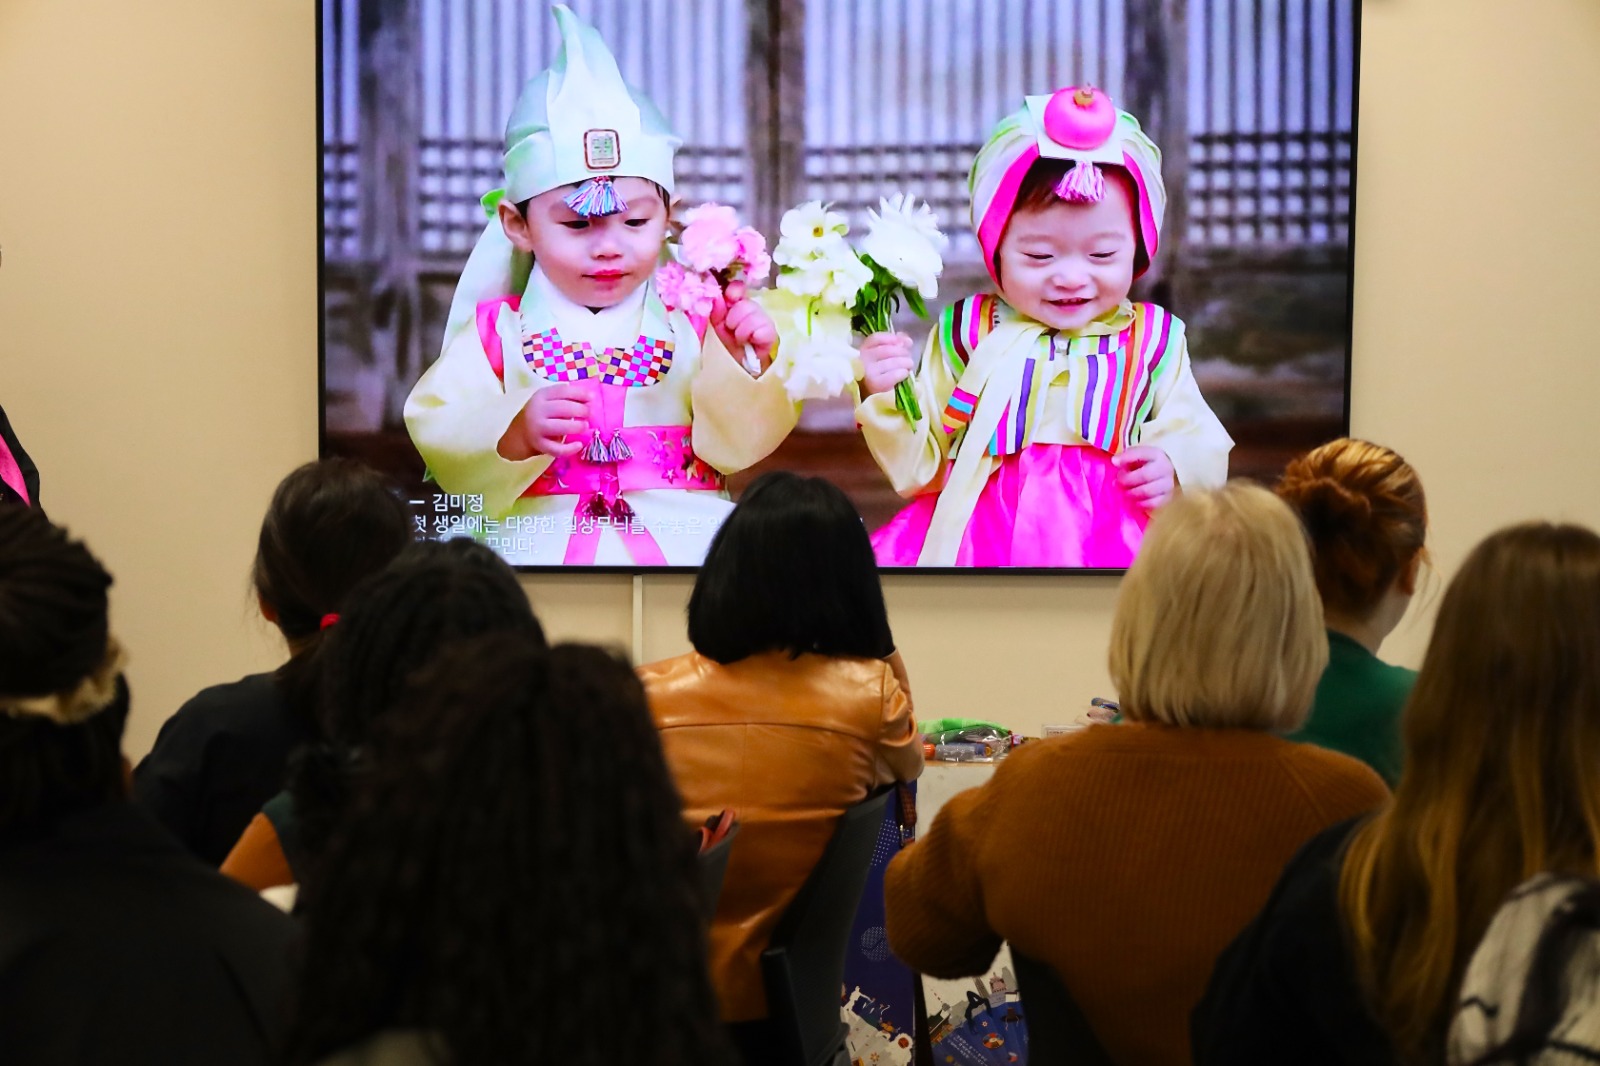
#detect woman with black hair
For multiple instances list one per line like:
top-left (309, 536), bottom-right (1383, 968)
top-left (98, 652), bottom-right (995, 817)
top-left (289, 637), bottom-right (735, 1066)
top-left (221, 536), bottom-right (546, 893)
top-left (639, 470), bottom-right (924, 1027)
top-left (0, 507), bottom-right (295, 1064)
top-left (134, 458), bottom-right (411, 865)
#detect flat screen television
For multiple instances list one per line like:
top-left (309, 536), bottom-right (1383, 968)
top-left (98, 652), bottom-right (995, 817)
top-left (320, 0), bottom-right (1358, 572)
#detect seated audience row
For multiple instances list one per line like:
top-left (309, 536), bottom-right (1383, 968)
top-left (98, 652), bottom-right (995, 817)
top-left (6, 441), bottom-right (1599, 1066)
top-left (1194, 518), bottom-right (1600, 1064)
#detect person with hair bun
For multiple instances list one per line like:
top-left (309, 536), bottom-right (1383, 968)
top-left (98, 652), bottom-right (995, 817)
top-left (134, 458), bottom-right (412, 865)
top-left (0, 507), bottom-right (295, 1065)
top-left (1275, 438), bottom-right (1427, 784)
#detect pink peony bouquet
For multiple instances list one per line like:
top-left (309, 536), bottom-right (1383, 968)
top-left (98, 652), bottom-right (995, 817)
top-left (656, 203), bottom-right (771, 373)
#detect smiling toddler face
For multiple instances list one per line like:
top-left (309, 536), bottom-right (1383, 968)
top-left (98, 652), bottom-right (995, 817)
top-left (994, 174), bottom-right (1137, 331)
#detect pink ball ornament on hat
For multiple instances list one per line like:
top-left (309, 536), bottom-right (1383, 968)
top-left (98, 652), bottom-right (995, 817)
top-left (1043, 85), bottom-right (1118, 149)
top-left (1043, 86), bottom-right (1117, 203)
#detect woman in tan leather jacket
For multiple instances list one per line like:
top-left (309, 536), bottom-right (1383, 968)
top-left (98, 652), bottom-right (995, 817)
top-left (640, 471), bottom-right (924, 1028)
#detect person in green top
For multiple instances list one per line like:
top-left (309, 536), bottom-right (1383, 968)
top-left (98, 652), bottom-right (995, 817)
top-left (1276, 438), bottom-right (1428, 784)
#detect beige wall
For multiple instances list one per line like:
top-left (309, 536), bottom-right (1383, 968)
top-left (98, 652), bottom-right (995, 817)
top-left (3, 0), bottom-right (1598, 757)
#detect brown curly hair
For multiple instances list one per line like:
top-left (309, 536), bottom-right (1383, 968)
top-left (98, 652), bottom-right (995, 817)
top-left (1275, 438), bottom-right (1428, 619)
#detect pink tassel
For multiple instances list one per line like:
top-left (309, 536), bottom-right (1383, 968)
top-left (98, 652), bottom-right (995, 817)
top-left (1054, 159), bottom-right (1106, 204)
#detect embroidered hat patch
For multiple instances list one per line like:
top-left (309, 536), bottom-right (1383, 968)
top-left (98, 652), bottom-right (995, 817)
top-left (584, 128), bottom-right (620, 169)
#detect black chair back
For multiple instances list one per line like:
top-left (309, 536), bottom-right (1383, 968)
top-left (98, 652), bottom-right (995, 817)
top-left (1012, 950), bottom-right (1117, 1066)
top-left (758, 788), bottom-right (893, 1066)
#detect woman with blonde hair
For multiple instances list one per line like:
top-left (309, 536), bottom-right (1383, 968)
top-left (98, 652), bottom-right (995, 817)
top-left (1276, 438), bottom-right (1428, 783)
top-left (885, 482), bottom-right (1387, 1066)
top-left (1194, 521), bottom-right (1600, 1065)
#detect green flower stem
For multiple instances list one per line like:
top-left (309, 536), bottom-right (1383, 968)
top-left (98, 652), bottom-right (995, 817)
top-left (893, 378), bottom-right (923, 422)
top-left (855, 253), bottom-right (924, 424)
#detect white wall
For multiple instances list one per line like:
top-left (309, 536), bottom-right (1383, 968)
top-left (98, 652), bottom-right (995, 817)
top-left (2, 0), bottom-right (1598, 756)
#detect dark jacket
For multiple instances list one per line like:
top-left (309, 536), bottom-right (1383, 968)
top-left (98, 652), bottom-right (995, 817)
top-left (133, 671), bottom-right (314, 865)
top-left (1192, 818), bottom-right (1397, 1065)
top-left (0, 801), bottom-right (298, 1065)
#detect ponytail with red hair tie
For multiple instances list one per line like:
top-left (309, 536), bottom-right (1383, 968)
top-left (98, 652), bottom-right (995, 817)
top-left (320, 613), bottom-right (341, 630)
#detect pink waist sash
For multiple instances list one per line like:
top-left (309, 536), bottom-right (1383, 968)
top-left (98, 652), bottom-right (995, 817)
top-left (523, 424), bottom-right (725, 566)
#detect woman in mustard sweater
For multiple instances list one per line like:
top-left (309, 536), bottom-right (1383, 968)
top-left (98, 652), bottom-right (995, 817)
top-left (883, 482), bottom-right (1388, 1066)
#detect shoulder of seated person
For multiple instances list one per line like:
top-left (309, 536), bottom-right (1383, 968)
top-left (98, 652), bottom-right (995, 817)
top-left (640, 650), bottom-right (886, 684)
top-left (1276, 736), bottom-right (1390, 796)
top-left (635, 650), bottom-right (705, 686)
top-left (145, 674), bottom-right (283, 752)
top-left (1277, 735), bottom-right (1384, 775)
top-left (172, 672), bottom-right (282, 719)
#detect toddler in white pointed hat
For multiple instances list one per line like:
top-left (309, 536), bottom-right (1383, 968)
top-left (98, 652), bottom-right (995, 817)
top-left (405, 6), bottom-right (797, 568)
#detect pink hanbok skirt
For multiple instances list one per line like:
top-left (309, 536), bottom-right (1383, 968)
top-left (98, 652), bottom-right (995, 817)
top-left (871, 443), bottom-right (1149, 569)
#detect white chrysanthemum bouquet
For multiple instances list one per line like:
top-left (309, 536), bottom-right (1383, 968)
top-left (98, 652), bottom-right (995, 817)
top-left (853, 194), bottom-right (949, 420)
top-left (761, 202), bottom-right (870, 403)
top-left (768, 196), bottom-right (947, 416)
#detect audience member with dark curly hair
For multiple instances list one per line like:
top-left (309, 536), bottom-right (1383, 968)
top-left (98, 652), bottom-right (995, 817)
top-left (1275, 438), bottom-right (1428, 783)
top-left (220, 538), bottom-right (545, 893)
top-left (639, 471), bottom-right (924, 1030)
top-left (288, 637), bottom-right (735, 1066)
top-left (0, 506), bottom-right (296, 1065)
top-left (134, 458), bottom-right (411, 865)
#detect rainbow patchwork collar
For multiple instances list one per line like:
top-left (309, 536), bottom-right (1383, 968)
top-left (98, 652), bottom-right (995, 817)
top-left (521, 328), bottom-right (674, 386)
top-left (516, 274), bottom-right (677, 387)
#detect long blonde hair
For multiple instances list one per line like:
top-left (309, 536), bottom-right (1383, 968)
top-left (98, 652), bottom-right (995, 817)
top-left (1338, 522), bottom-right (1600, 1061)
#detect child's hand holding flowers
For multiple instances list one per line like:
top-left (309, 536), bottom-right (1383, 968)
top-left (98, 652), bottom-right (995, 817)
top-left (859, 332), bottom-right (916, 399)
top-left (710, 280), bottom-right (779, 375)
top-left (852, 194), bottom-right (949, 422)
top-left (655, 203), bottom-right (777, 377)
